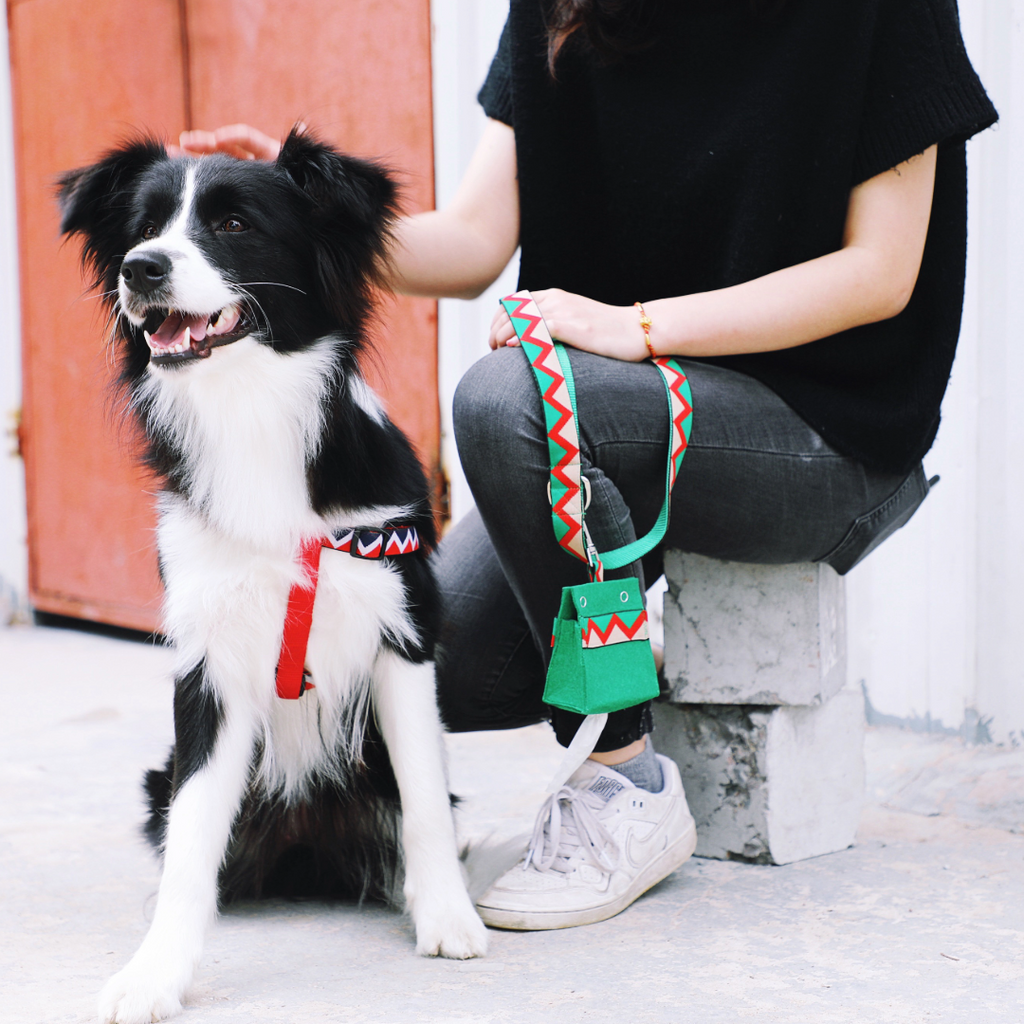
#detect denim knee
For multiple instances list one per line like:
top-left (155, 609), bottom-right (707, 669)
top-left (453, 348), bottom-right (543, 488)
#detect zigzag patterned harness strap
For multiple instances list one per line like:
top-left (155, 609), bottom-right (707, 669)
top-left (499, 290), bottom-right (693, 583)
top-left (275, 525), bottom-right (421, 699)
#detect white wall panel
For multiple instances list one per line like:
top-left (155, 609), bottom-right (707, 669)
top-left (431, 0), bottom-right (519, 526)
top-left (972, 0), bottom-right (1024, 744)
top-left (0, 9), bottom-right (27, 625)
top-left (848, 0), bottom-right (1023, 744)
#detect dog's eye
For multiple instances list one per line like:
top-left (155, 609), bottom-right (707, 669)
top-left (220, 217), bottom-right (248, 234)
top-left (141, 224), bottom-right (159, 240)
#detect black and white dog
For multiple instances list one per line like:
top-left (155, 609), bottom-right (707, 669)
top-left (59, 130), bottom-right (487, 1024)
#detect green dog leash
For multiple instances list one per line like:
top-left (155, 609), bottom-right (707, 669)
top-left (499, 291), bottom-right (693, 788)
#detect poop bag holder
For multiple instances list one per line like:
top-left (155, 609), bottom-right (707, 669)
top-left (499, 291), bottom-right (693, 788)
top-left (548, 576), bottom-right (655, 714)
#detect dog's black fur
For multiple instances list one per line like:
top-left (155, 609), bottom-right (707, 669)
top-left (59, 131), bottom-right (439, 904)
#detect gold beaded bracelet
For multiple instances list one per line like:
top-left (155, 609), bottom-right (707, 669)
top-left (634, 301), bottom-right (656, 359)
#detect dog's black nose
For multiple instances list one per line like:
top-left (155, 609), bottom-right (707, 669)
top-left (121, 251), bottom-right (171, 294)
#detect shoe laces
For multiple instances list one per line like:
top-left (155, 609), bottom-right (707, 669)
top-left (523, 783), bottom-right (619, 875)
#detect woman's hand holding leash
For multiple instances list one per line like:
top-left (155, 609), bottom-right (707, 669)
top-left (489, 289), bottom-right (650, 361)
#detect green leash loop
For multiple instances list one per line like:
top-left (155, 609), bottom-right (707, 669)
top-left (500, 290), bottom-right (693, 579)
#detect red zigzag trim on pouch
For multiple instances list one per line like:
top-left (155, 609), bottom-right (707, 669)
top-left (581, 610), bottom-right (650, 649)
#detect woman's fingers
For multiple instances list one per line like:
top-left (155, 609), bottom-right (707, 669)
top-left (215, 124), bottom-right (281, 159)
top-left (177, 129), bottom-right (220, 155)
top-left (178, 124), bottom-right (282, 161)
top-left (489, 288), bottom-right (643, 359)
top-left (531, 289), bottom-right (646, 360)
top-left (220, 143), bottom-right (259, 161)
top-left (488, 305), bottom-right (518, 349)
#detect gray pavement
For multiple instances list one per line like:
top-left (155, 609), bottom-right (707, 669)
top-left (2, 624), bottom-right (1023, 1024)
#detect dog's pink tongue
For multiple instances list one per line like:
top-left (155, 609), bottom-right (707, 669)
top-left (148, 312), bottom-right (209, 351)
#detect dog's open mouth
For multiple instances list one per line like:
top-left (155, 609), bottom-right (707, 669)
top-left (142, 303), bottom-right (251, 366)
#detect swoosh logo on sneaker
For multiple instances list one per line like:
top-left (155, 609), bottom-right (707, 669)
top-left (624, 827), bottom-right (668, 870)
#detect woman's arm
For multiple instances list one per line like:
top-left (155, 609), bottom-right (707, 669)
top-left (489, 145), bottom-right (938, 358)
top-left (389, 119), bottom-right (519, 299)
top-left (180, 119), bottom-right (520, 301)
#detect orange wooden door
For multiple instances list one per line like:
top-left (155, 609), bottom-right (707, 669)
top-left (184, 0), bottom-right (439, 459)
top-left (10, 0), bottom-right (438, 633)
top-left (10, 0), bottom-right (188, 632)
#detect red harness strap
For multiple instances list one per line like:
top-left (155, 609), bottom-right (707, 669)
top-left (274, 526), bottom-right (422, 699)
top-left (275, 537), bottom-right (324, 699)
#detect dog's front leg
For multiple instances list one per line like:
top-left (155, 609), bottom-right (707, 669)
top-left (98, 664), bottom-right (256, 1024)
top-left (373, 650), bottom-right (488, 959)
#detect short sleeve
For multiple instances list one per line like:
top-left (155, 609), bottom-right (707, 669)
top-left (852, 0), bottom-right (997, 184)
top-left (477, 17), bottom-right (514, 127)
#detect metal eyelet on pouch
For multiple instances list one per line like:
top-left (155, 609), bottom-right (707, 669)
top-left (579, 596), bottom-right (587, 608)
top-left (620, 591), bottom-right (629, 602)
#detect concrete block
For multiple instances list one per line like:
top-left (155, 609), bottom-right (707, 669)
top-left (653, 689), bottom-right (865, 864)
top-left (662, 551), bottom-right (846, 706)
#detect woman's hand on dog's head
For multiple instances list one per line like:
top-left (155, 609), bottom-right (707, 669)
top-left (174, 123), bottom-right (302, 161)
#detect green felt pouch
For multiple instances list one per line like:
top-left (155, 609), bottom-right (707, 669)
top-left (544, 576), bottom-right (660, 715)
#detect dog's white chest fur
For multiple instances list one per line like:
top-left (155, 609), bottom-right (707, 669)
top-left (141, 337), bottom-right (333, 549)
top-left (150, 338), bottom-right (413, 795)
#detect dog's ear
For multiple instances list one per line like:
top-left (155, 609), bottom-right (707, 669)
top-left (58, 139), bottom-right (167, 292)
top-left (276, 127), bottom-right (399, 332)
top-left (276, 127), bottom-right (398, 237)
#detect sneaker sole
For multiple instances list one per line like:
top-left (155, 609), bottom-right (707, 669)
top-left (476, 815), bottom-right (697, 931)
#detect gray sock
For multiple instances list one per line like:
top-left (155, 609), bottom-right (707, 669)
top-left (610, 737), bottom-right (664, 793)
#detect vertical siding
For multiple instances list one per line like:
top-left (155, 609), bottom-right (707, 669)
top-left (0, 8), bottom-right (26, 624)
top-left (847, 0), bottom-right (1024, 745)
top-left (970, 0), bottom-right (1024, 745)
top-left (431, 0), bottom-right (519, 525)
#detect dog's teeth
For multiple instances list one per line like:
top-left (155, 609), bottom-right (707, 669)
top-left (144, 330), bottom-right (152, 346)
top-left (184, 325), bottom-right (191, 348)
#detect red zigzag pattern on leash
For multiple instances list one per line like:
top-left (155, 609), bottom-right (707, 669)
top-left (506, 296), bottom-right (585, 560)
top-left (653, 357), bottom-right (692, 490)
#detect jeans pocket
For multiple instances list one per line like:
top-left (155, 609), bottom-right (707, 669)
top-left (818, 463), bottom-right (932, 576)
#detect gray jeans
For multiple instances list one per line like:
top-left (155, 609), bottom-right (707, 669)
top-left (434, 347), bottom-right (928, 751)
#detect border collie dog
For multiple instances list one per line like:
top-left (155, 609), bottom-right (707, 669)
top-left (59, 130), bottom-right (487, 1024)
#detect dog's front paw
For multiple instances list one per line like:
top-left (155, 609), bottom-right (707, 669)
top-left (413, 895), bottom-right (489, 960)
top-left (97, 956), bottom-right (187, 1024)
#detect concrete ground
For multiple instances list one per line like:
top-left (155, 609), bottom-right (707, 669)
top-left (2, 624), bottom-right (1023, 1024)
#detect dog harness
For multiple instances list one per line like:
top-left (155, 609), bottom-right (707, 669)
top-left (275, 525), bottom-right (421, 699)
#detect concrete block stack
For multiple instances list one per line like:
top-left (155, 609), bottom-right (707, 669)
top-left (654, 551), bottom-right (865, 865)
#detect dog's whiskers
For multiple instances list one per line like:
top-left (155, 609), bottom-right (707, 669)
top-left (234, 281), bottom-right (308, 295)
top-left (236, 288), bottom-right (273, 339)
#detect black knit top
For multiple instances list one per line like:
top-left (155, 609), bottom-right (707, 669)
top-left (479, 0), bottom-right (996, 474)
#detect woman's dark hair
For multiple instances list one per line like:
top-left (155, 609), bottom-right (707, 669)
top-left (546, 0), bottom-right (791, 75)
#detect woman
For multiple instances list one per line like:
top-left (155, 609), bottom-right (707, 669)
top-left (182, 0), bottom-right (995, 931)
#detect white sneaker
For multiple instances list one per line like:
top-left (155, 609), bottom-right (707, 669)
top-left (476, 754), bottom-right (696, 930)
